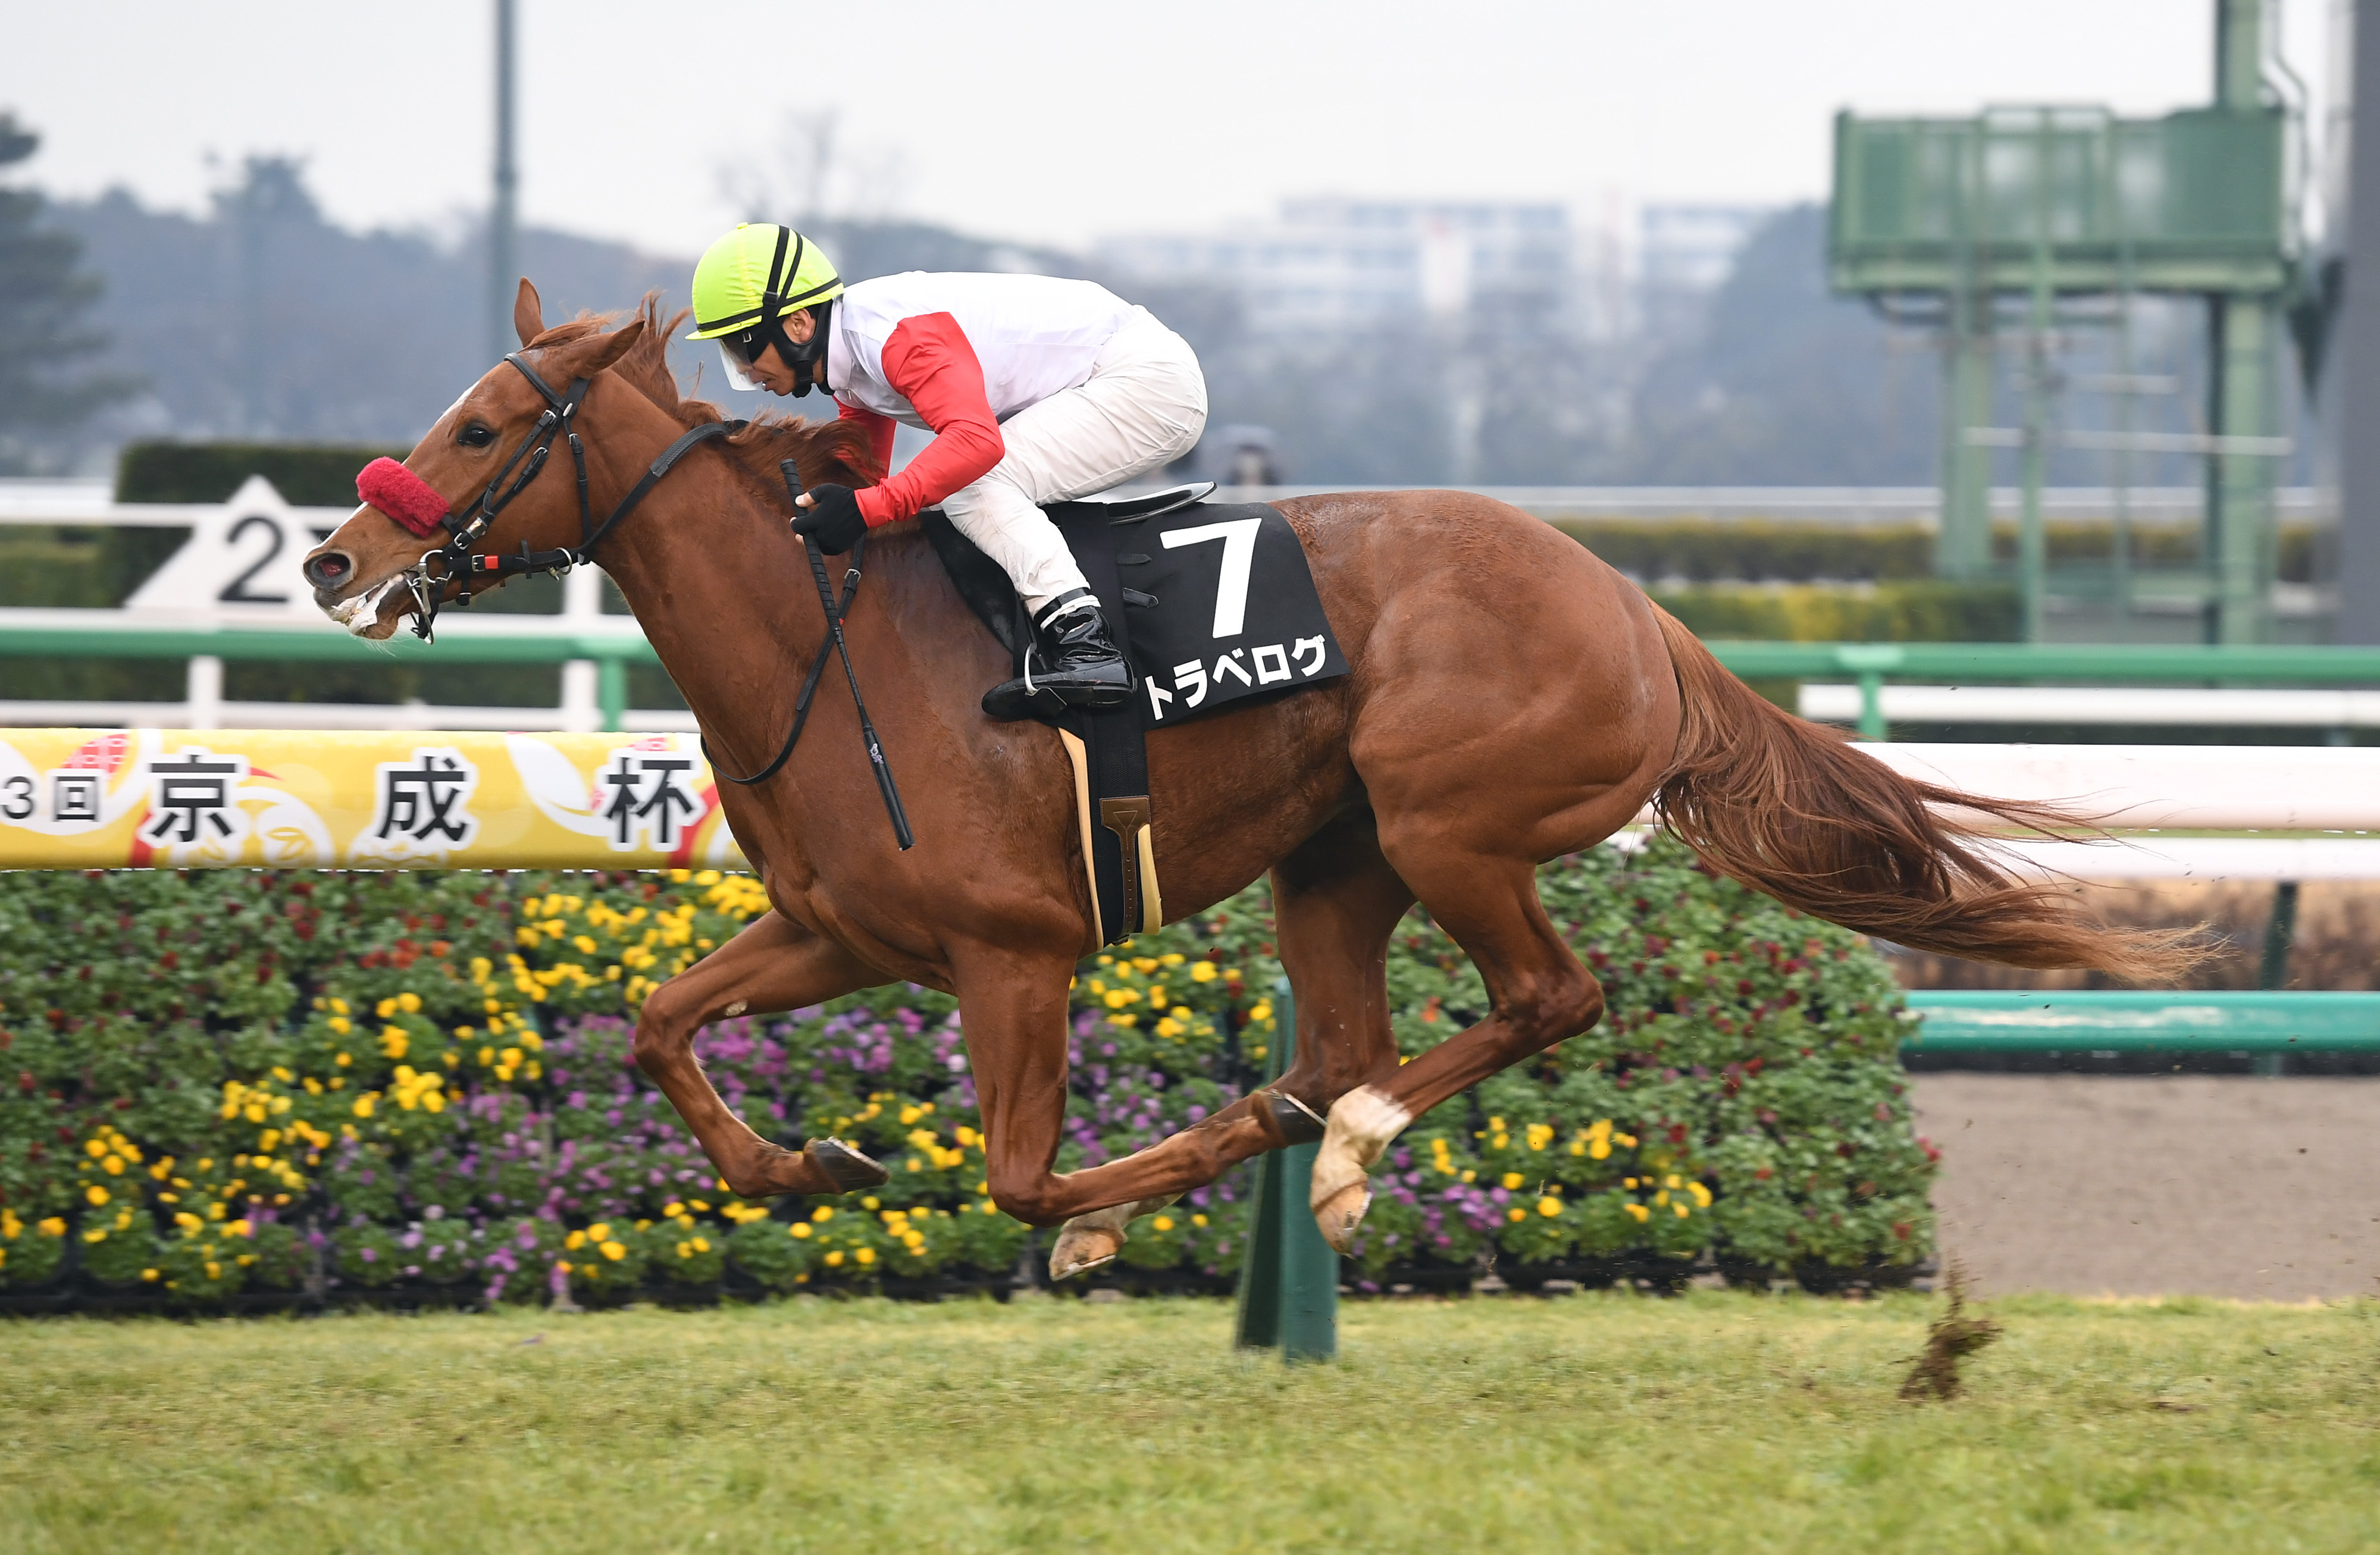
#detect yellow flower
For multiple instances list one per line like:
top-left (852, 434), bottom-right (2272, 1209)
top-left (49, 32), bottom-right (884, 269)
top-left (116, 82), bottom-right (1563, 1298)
top-left (589, 1222), bottom-right (612, 1242)
top-left (101, 1155), bottom-right (123, 1175)
top-left (691, 1237), bottom-right (709, 1253)
top-left (352, 1094), bottom-right (376, 1118)
top-left (1665, 1174), bottom-right (1683, 1190)
top-left (327, 1015), bottom-right (352, 1034)
top-left (599, 1240), bottom-right (627, 1262)
top-left (1151, 1215), bottom-right (1175, 1232)
top-left (1624, 1202), bottom-right (1652, 1223)
top-left (1536, 1196), bottom-right (1563, 1218)
top-left (1674, 1203), bottom-right (1690, 1218)
top-left (1500, 1172), bottom-right (1524, 1191)
top-left (854, 1247), bottom-right (876, 1266)
top-left (84, 1185), bottom-right (108, 1206)
top-left (812, 1206), bottom-right (834, 1222)
top-left (790, 1224), bottom-right (812, 1239)
top-left (1506, 1207), bottom-right (1526, 1222)
top-left (397, 992), bottom-right (421, 1014)
top-left (1190, 961), bottom-right (1217, 983)
top-left (1688, 1182), bottom-right (1713, 1208)
top-left (37, 1218), bottom-right (65, 1237)
top-left (824, 1250), bottom-right (845, 1266)
top-left (565, 1230), bottom-right (587, 1250)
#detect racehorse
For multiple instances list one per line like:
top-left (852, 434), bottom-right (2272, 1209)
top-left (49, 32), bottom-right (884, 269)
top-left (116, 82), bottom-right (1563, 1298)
top-left (302, 286), bottom-right (2181, 1277)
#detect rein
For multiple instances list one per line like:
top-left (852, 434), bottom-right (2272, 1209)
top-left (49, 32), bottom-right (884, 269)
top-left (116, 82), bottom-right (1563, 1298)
top-left (387, 351), bottom-right (740, 642)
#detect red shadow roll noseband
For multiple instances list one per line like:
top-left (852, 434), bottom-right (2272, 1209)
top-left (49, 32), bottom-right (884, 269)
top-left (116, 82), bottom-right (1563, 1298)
top-left (355, 457), bottom-right (452, 538)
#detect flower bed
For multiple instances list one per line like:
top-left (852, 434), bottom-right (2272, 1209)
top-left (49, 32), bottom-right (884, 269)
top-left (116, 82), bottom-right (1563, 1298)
top-left (0, 840), bottom-right (1937, 1311)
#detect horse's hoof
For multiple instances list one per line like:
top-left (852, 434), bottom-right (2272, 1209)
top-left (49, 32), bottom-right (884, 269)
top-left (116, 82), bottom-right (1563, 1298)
top-left (1309, 1086), bottom-right (1410, 1255)
top-left (1049, 1225), bottom-right (1125, 1281)
top-left (1313, 1181), bottom-right (1371, 1256)
top-left (806, 1136), bottom-right (889, 1192)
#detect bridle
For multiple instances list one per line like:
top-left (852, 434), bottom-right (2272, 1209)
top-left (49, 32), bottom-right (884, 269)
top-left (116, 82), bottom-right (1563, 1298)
top-left (392, 350), bottom-right (739, 642)
top-left (379, 349), bottom-right (902, 824)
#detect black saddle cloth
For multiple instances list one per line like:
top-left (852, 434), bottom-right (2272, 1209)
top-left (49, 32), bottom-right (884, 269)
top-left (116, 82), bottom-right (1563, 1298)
top-left (921, 482), bottom-right (1349, 728)
top-left (920, 481), bottom-right (1348, 945)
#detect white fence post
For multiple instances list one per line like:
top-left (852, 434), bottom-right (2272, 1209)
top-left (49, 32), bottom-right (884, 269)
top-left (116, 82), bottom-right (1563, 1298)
top-left (186, 656), bottom-right (223, 731)
top-left (559, 660), bottom-right (600, 734)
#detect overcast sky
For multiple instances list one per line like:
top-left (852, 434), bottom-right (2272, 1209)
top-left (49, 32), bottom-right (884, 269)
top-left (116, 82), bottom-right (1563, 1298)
top-left (1, 0), bottom-right (2346, 259)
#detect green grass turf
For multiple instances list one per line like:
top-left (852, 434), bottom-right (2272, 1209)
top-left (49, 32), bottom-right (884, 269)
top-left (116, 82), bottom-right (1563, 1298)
top-left (4, 1291), bottom-right (2378, 1553)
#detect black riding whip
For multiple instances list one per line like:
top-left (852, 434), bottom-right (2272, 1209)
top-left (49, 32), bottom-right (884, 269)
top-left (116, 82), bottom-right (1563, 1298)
top-left (782, 460), bottom-right (913, 851)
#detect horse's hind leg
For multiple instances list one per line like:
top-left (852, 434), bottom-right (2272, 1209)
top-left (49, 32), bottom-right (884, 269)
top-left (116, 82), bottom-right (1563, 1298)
top-left (1309, 847), bottom-right (1608, 1253)
top-left (1047, 812), bottom-right (1414, 1277)
top-left (634, 908), bottom-right (890, 1199)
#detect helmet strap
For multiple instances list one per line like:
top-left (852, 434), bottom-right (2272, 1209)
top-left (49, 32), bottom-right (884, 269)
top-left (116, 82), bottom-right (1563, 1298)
top-left (760, 296), bottom-right (834, 398)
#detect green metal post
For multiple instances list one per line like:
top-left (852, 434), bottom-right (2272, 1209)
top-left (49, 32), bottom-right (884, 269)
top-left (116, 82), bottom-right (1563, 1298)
top-left (1936, 123), bottom-right (1994, 582)
top-left (2018, 114), bottom-right (2054, 645)
top-left (2254, 880), bottom-right (2299, 1076)
top-left (2206, 293), bottom-right (2277, 644)
top-left (2207, 0), bottom-right (2276, 646)
top-left (1856, 672), bottom-right (1886, 741)
top-left (597, 656), bottom-right (628, 733)
top-left (1233, 979), bottom-right (1338, 1362)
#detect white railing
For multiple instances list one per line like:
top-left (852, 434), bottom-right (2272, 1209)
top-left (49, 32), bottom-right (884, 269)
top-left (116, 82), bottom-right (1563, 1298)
top-left (1799, 682), bottom-right (2380, 731)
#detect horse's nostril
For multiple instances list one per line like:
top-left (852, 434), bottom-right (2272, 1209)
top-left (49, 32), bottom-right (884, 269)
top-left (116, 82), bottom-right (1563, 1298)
top-left (305, 551), bottom-right (353, 590)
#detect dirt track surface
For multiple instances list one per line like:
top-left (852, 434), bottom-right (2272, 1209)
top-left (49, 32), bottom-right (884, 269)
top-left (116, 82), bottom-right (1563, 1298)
top-left (1911, 1076), bottom-right (2380, 1301)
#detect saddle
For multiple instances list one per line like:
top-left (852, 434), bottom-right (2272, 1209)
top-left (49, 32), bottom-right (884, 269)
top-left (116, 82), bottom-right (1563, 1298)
top-left (922, 482), bottom-right (1349, 945)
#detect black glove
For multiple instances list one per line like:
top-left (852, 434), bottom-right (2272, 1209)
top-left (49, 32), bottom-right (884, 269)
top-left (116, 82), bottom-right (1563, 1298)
top-left (790, 483), bottom-right (867, 556)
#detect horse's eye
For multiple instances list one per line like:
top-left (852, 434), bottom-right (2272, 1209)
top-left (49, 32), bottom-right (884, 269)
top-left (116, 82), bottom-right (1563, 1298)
top-left (457, 422), bottom-right (496, 449)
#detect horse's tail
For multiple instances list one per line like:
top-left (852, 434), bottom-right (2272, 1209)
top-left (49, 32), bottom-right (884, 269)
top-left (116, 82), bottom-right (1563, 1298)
top-left (1646, 607), bottom-right (2194, 979)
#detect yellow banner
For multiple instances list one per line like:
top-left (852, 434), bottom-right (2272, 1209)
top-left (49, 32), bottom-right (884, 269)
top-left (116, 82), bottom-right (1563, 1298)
top-left (0, 729), bottom-right (749, 871)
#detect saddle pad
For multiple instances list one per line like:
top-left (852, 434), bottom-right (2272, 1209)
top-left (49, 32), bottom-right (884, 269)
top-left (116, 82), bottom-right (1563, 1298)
top-left (923, 499), bottom-right (1351, 729)
top-left (1070, 501), bottom-right (1351, 728)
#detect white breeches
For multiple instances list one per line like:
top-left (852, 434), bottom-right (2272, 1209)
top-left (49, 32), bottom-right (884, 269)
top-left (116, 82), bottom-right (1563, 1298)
top-left (940, 307), bottom-right (1208, 613)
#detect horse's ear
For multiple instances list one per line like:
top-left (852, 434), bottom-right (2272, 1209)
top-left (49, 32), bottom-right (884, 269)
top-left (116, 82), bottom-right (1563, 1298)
top-left (513, 279), bottom-right (544, 347)
top-left (572, 317), bottom-right (647, 377)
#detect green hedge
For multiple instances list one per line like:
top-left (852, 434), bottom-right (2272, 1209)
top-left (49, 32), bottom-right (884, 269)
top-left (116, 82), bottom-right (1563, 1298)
top-left (0, 843), bottom-right (1936, 1308)
top-left (1652, 581), bottom-right (2021, 644)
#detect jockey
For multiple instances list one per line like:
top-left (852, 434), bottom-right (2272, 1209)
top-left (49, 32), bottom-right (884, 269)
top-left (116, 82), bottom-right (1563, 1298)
top-left (687, 223), bottom-right (1208, 719)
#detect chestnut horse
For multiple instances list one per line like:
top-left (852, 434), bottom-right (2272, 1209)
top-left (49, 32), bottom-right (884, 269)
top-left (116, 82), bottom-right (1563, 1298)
top-left (303, 286), bottom-right (2172, 1277)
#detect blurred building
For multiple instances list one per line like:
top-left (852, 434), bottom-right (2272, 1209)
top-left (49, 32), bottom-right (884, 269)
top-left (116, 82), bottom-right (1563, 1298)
top-left (1100, 197), bottom-right (1576, 337)
top-left (1634, 202), bottom-right (1773, 334)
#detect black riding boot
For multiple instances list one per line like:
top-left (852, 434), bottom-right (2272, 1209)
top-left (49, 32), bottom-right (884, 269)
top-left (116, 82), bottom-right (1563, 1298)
top-left (982, 590), bottom-right (1134, 720)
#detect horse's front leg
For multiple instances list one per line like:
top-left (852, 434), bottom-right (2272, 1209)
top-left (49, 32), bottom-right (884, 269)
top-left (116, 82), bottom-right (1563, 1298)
top-left (953, 937), bottom-right (1343, 1281)
top-left (634, 908), bottom-right (890, 1198)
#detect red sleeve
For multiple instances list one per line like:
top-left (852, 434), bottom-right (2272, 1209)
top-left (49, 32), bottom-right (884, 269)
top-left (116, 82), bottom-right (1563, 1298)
top-left (851, 312), bottom-right (1006, 527)
top-left (835, 399), bottom-right (896, 483)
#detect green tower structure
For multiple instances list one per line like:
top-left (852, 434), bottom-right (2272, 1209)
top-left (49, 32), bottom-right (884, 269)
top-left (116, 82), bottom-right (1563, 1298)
top-left (1828, 0), bottom-right (2307, 644)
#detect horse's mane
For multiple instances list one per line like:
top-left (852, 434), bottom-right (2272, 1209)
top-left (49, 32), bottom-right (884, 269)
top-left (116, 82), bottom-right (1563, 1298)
top-left (530, 295), bottom-right (882, 498)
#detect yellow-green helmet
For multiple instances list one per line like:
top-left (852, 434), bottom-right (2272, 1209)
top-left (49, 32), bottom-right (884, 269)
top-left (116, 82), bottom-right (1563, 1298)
top-left (687, 223), bottom-right (843, 340)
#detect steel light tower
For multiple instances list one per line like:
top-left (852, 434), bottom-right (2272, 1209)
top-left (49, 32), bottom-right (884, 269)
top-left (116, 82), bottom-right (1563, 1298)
top-left (488, 0), bottom-right (519, 364)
